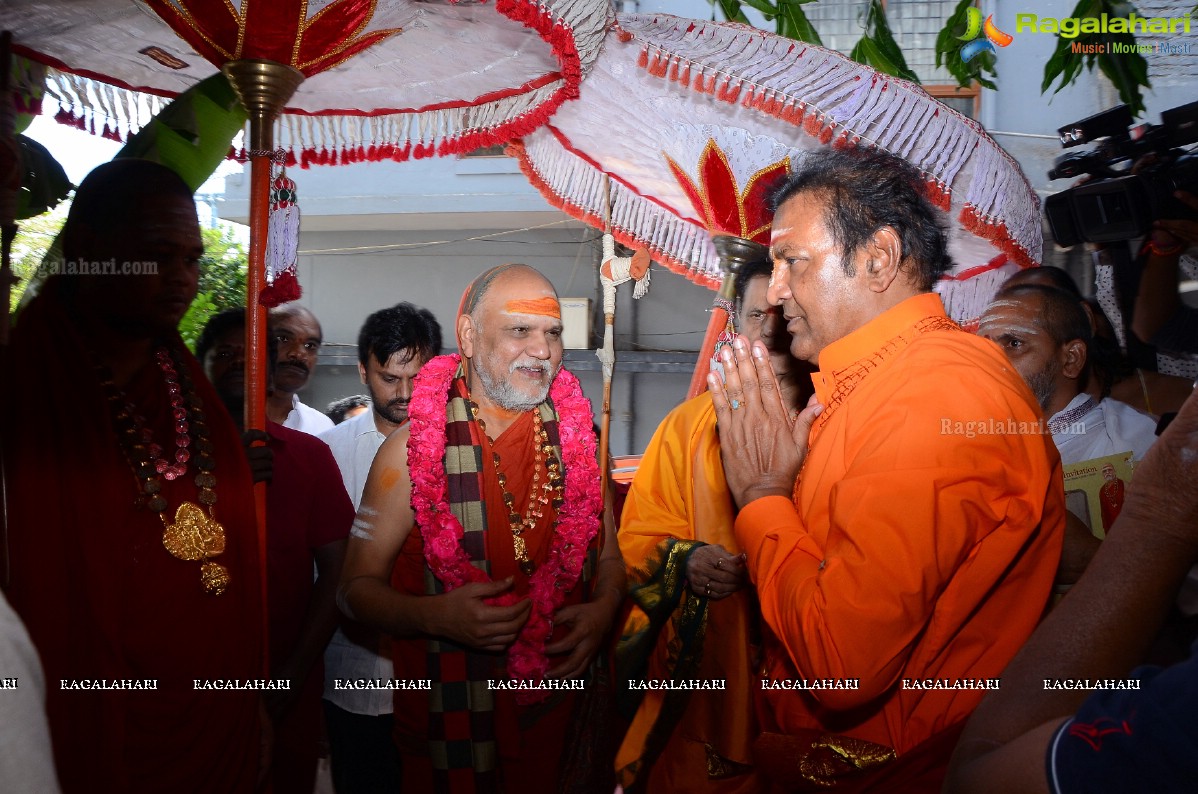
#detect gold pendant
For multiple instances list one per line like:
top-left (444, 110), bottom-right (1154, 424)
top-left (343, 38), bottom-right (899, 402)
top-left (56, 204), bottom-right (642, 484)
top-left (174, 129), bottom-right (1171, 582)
top-left (162, 502), bottom-right (226, 560)
top-left (161, 502), bottom-right (229, 595)
top-left (200, 562), bottom-right (231, 596)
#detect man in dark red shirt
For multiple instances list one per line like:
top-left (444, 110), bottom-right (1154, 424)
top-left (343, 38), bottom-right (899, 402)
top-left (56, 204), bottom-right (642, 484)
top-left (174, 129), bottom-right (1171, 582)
top-left (199, 308), bottom-right (352, 793)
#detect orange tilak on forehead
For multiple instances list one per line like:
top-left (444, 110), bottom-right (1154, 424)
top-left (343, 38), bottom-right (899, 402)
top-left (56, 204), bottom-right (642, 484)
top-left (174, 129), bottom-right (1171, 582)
top-left (502, 297), bottom-right (561, 319)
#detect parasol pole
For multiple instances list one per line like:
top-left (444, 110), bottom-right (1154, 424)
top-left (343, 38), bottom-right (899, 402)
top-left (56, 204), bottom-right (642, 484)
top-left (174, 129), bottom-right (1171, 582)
top-left (598, 176), bottom-right (615, 507)
top-left (221, 59), bottom-right (303, 672)
top-left (1, 31), bottom-right (17, 347)
top-left (1, 30), bottom-right (15, 587)
top-left (596, 178), bottom-right (650, 506)
top-left (685, 235), bottom-right (768, 399)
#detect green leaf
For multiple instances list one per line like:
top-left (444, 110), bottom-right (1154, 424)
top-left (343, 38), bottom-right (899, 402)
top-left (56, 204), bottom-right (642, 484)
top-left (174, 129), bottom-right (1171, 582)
top-left (933, 0), bottom-right (997, 89)
top-left (713, 0), bottom-right (752, 25)
top-left (850, 37), bottom-right (908, 81)
top-left (854, 0), bottom-right (920, 83)
top-left (737, 0), bottom-right (780, 20)
top-left (1039, 0), bottom-right (1150, 117)
top-left (178, 292), bottom-right (218, 353)
top-left (776, 0), bottom-right (823, 44)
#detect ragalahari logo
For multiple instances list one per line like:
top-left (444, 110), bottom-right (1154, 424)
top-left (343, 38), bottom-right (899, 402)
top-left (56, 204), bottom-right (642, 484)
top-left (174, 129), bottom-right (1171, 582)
top-left (959, 7), bottom-right (1013, 62)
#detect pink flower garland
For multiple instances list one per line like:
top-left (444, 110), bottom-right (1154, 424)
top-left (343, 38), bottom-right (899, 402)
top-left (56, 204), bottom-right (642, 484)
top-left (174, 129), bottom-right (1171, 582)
top-left (407, 354), bottom-right (601, 702)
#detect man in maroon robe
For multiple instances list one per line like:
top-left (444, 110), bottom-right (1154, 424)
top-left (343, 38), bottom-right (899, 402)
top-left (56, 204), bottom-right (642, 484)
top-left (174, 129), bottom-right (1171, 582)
top-left (1, 159), bottom-right (264, 792)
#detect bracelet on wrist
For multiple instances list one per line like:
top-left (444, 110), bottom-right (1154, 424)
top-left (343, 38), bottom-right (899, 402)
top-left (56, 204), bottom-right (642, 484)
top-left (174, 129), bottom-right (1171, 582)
top-left (1142, 238), bottom-right (1184, 257)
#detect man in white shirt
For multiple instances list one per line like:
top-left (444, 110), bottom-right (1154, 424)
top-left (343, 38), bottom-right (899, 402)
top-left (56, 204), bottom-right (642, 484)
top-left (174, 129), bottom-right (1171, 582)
top-left (978, 284), bottom-right (1158, 466)
top-left (0, 591), bottom-right (61, 793)
top-left (319, 302), bottom-right (442, 793)
top-left (268, 303), bottom-right (335, 435)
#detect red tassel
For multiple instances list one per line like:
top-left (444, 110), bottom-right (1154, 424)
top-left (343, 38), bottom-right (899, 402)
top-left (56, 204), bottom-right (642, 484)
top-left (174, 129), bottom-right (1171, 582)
top-left (638, 48), bottom-right (649, 69)
top-left (804, 113), bottom-right (822, 137)
top-left (258, 270), bottom-right (303, 308)
top-left (726, 80), bottom-right (742, 104)
top-left (669, 58), bottom-right (679, 82)
top-left (742, 86), bottom-right (755, 109)
top-left (679, 63), bottom-right (690, 88)
top-left (819, 124), bottom-right (835, 145)
top-left (617, 29), bottom-right (634, 43)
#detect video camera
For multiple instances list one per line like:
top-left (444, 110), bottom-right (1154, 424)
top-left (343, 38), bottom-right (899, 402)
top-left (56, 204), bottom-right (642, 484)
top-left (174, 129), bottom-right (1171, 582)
top-left (1044, 100), bottom-right (1198, 247)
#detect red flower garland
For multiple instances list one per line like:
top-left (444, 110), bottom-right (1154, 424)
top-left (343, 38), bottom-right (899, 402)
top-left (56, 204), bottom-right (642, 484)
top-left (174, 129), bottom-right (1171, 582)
top-left (407, 354), bottom-right (601, 702)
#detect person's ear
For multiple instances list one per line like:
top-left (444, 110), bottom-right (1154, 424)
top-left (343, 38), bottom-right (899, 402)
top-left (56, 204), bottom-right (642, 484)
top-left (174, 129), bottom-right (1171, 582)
top-left (457, 313), bottom-right (476, 359)
top-left (1061, 338), bottom-right (1088, 380)
top-left (357, 361), bottom-right (368, 385)
top-left (860, 226), bottom-right (903, 293)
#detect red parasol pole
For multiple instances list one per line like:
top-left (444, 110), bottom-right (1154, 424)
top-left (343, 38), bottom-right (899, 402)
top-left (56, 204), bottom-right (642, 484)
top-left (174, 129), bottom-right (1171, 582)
top-left (685, 235), bottom-right (768, 399)
top-left (1, 31), bottom-right (17, 347)
top-left (221, 60), bottom-right (303, 674)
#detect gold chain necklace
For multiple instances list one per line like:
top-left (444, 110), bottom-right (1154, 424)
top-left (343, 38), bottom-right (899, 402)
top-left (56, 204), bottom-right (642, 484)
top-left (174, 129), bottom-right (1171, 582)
top-left (467, 400), bottom-right (562, 575)
top-left (101, 346), bottom-right (230, 595)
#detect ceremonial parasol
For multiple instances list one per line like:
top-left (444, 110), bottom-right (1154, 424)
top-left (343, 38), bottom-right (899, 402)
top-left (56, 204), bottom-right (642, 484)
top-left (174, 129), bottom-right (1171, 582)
top-left (7, 0), bottom-right (611, 164)
top-left (6, 0), bottom-right (613, 429)
top-left (511, 13), bottom-right (1044, 397)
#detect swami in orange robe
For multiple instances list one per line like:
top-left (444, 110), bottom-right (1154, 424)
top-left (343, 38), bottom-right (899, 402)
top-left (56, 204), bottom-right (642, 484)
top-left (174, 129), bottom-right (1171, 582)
top-left (615, 392), bottom-right (761, 793)
top-left (734, 293), bottom-right (1065, 791)
top-left (390, 408), bottom-right (586, 792)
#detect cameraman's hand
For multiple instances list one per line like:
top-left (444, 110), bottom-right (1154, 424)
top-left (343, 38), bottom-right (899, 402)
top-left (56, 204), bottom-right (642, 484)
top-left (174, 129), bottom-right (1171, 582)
top-left (1154, 191), bottom-right (1198, 249)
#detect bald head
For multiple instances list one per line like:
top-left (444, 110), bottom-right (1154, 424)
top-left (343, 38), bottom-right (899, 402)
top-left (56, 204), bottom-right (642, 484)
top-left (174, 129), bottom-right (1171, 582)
top-left (979, 284), bottom-right (1090, 415)
top-left (457, 264), bottom-right (562, 412)
top-left (460, 264), bottom-right (557, 320)
top-left (993, 284), bottom-right (1091, 347)
top-left (1001, 266), bottom-right (1082, 298)
top-left (60, 158), bottom-right (202, 337)
top-left (64, 158), bottom-right (194, 264)
top-left (270, 303), bottom-right (321, 331)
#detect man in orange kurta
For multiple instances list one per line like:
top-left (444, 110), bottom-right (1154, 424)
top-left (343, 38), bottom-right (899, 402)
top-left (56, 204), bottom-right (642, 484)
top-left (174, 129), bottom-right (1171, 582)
top-left (615, 260), bottom-right (811, 793)
top-left (708, 149), bottom-right (1065, 792)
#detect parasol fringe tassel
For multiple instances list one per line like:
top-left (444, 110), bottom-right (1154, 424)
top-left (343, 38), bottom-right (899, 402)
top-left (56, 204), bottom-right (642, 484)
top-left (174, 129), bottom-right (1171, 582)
top-left (935, 260), bottom-right (1018, 332)
top-left (44, 69), bottom-right (160, 143)
top-left (508, 138), bottom-right (721, 290)
top-left (959, 206), bottom-right (1036, 271)
top-left (35, 0), bottom-right (613, 168)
